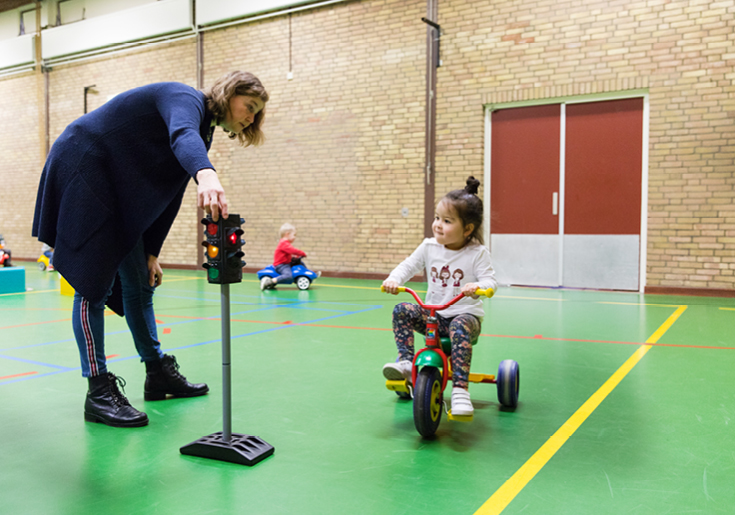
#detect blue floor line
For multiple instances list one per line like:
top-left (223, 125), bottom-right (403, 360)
top-left (2, 301), bottom-right (353, 351)
top-left (0, 353), bottom-right (75, 371)
top-left (158, 304), bottom-right (384, 351)
top-left (0, 304), bottom-right (383, 385)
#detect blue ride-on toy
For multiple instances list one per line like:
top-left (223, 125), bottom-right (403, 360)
top-left (256, 258), bottom-right (319, 290)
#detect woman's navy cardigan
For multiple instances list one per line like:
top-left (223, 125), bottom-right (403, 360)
top-left (32, 82), bottom-right (216, 311)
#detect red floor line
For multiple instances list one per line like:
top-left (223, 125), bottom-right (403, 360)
top-left (0, 318), bottom-right (72, 330)
top-left (0, 371), bottom-right (38, 380)
top-left (0, 310), bottom-right (114, 330)
top-left (155, 315), bottom-right (735, 351)
top-left (482, 333), bottom-right (735, 350)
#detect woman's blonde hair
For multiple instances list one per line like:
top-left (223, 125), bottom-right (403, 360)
top-left (203, 71), bottom-right (269, 147)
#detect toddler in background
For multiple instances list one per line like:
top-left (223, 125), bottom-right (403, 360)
top-left (41, 243), bottom-right (55, 271)
top-left (261, 223), bottom-right (307, 290)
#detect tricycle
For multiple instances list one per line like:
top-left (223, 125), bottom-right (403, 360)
top-left (382, 286), bottom-right (519, 438)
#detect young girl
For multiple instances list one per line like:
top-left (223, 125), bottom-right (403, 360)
top-left (382, 176), bottom-right (497, 416)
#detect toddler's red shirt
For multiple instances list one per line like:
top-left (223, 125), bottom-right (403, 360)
top-left (273, 239), bottom-right (306, 266)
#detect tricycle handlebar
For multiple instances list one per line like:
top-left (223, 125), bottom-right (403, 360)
top-left (380, 285), bottom-right (494, 311)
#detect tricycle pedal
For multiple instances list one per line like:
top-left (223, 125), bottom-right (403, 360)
top-left (447, 410), bottom-right (474, 422)
top-left (385, 379), bottom-right (411, 394)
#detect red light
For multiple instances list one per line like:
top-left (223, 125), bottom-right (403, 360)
top-left (229, 232), bottom-right (238, 245)
top-left (207, 223), bottom-right (218, 236)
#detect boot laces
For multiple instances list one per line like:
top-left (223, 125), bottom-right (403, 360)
top-left (107, 373), bottom-right (132, 407)
top-left (163, 355), bottom-right (186, 381)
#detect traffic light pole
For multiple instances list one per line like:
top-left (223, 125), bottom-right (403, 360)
top-left (221, 283), bottom-right (232, 442)
top-left (180, 215), bottom-right (274, 466)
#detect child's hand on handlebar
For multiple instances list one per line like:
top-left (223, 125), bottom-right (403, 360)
top-left (382, 279), bottom-right (401, 295)
top-left (462, 283), bottom-right (480, 299)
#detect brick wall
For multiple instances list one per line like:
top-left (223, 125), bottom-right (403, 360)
top-left (0, 71), bottom-right (44, 260)
top-left (436, 0), bottom-right (735, 290)
top-left (1, 0), bottom-right (734, 291)
top-left (202, 0), bottom-right (427, 273)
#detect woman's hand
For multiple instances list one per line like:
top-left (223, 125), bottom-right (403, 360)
top-left (147, 254), bottom-right (163, 287)
top-left (462, 282), bottom-right (480, 299)
top-left (382, 279), bottom-right (401, 295)
top-left (196, 168), bottom-right (228, 221)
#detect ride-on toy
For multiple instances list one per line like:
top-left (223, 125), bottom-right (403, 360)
top-left (37, 246), bottom-right (54, 271)
top-left (382, 286), bottom-right (520, 438)
top-left (0, 235), bottom-right (11, 267)
top-left (256, 258), bottom-right (319, 290)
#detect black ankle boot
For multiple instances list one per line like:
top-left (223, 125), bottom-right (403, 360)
top-left (144, 354), bottom-right (209, 401)
top-left (85, 372), bottom-right (149, 427)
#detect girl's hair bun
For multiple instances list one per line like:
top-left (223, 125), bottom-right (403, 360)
top-left (464, 176), bottom-right (480, 195)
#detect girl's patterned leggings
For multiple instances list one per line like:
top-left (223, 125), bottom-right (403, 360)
top-left (392, 302), bottom-right (481, 389)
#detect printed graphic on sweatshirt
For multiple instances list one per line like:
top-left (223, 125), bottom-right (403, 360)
top-left (429, 265), bottom-right (467, 299)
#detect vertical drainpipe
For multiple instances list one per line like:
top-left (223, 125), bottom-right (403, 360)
top-left (195, 0), bottom-right (205, 268)
top-left (35, 1), bottom-right (48, 163)
top-left (423, 0), bottom-right (439, 237)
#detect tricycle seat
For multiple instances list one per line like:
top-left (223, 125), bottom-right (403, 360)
top-left (426, 335), bottom-right (479, 354)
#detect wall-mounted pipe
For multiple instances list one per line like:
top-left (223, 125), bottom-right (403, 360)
top-left (197, 0), bottom-right (348, 33)
top-left (423, 0), bottom-right (438, 237)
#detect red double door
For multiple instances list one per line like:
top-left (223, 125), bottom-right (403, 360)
top-left (490, 98), bottom-right (644, 290)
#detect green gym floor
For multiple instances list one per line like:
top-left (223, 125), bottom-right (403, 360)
top-left (2, 266), bottom-right (735, 515)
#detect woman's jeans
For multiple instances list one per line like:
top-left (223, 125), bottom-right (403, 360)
top-left (72, 240), bottom-right (163, 377)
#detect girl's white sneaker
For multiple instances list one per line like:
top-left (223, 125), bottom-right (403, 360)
top-left (382, 360), bottom-right (412, 381)
top-left (451, 387), bottom-right (473, 416)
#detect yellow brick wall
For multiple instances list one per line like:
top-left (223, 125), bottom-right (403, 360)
top-left (202, 0), bottom-right (427, 273)
top-left (0, 71), bottom-right (44, 259)
top-left (436, 0), bottom-right (735, 290)
top-left (1, 0), bottom-right (734, 291)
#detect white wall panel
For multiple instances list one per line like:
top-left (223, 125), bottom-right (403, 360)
top-left (42, 0), bottom-right (191, 59)
top-left (0, 34), bottom-right (34, 69)
top-left (196, 0), bottom-right (317, 26)
top-left (491, 234), bottom-right (561, 287)
top-left (562, 235), bottom-right (639, 291)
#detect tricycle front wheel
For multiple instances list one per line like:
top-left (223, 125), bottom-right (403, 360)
top-left (413, 366), bottom-right (443, 437)
top-left (295, 276), bottom-right (311, 290)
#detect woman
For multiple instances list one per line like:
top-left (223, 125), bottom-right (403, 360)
top-left (32, 71), bottom-right (268, 428)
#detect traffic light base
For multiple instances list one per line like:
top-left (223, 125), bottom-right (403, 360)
top-left (180, 431), bottom-right (274, 466)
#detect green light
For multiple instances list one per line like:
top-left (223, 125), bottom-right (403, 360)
top-left (208, 268), bottom-right (219, 280)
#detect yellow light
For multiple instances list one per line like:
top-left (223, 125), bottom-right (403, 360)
top-left (207, 245), bottom-right (219, 258)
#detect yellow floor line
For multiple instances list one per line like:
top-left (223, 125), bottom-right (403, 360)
top-left (597, 301), bottom-right (682, 307)
top-left (473, 305), bottom-right (688, 515)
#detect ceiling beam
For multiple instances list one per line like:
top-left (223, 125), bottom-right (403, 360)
top-left (0, 0), bottom-right (35, 15)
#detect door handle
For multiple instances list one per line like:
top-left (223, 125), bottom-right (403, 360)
top-left (552, 192), bottom-right (558, 216)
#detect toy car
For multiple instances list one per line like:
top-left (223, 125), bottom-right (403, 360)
top-left (0, 235), bottom-right (11, 267)
top-left (256, 258), bottom-right (319, 290)
top-left (37, 254), bottom-right (51, 271)
top-left (37, 244), bottom-right (54, 271)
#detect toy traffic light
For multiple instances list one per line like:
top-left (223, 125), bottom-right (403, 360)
top-left (201, 214), bottom-right (246, 284)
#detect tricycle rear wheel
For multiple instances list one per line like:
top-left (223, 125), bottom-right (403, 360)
top-left (497, 359), bottom-right (519, 408)
top-left (413, 366), bottom-right (443, 437)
